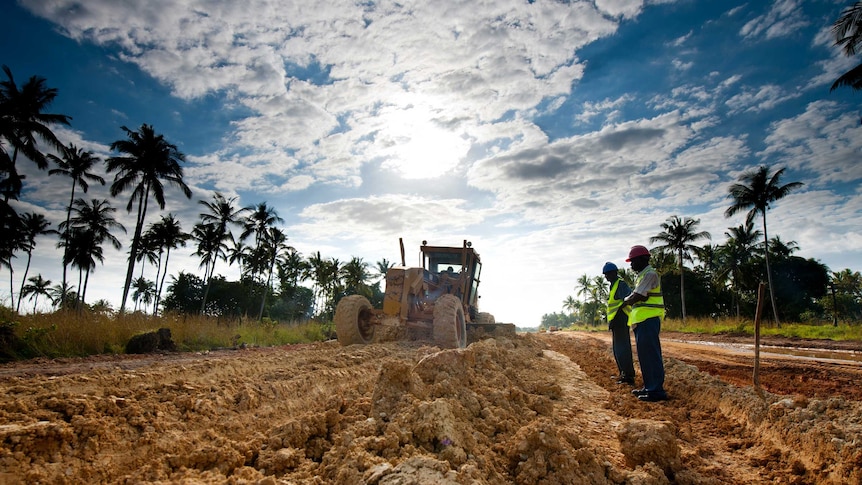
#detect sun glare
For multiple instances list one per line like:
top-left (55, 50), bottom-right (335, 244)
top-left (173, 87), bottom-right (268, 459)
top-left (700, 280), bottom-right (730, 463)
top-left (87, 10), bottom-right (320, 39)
top-left (378, 105), bottom-right (469, 180)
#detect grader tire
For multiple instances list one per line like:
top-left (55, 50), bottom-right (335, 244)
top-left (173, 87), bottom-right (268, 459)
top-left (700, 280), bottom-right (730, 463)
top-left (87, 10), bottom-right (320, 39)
top-left (335, 295), bottom-right (374, 346)
top-left (475, 312), bottom-right (496, 325)
top-left (433, 294), bottom-right (467, 349)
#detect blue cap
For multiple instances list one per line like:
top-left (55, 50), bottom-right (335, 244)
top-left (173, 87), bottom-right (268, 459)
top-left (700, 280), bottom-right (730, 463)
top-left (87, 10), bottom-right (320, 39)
top-left (602, 262), bottom-right (618, 273)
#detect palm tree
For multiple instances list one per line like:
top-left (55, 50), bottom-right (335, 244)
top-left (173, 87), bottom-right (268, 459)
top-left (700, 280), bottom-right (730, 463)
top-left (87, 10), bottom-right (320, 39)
top-left (0, 65), bottom-right (71, 200)
top-left (47, 143), bottom-right (105, 289)
top-left (131, 276), bottom-right (156, 313)
top-left (305, 251), bottom-right (328, 316)
top-left (257, 227), bottom-right (291, 320)
top-left (650, 215), bottom-right (711, 322)
top-left (241, 202), bottom-right (283, 246)
top-left (305, 252), bottom-right (342, 318)
top-left (107, 124), bottom-right (192, 313)
top-left (725, 165), bottom-right (803, 326)
top-left (831, 2), bottom-right (862, 92)
top-left (341, 256), bottom-right (371, 297)
top-left (374, 258), bottom-right (394, 282)
top-left (278, 248), bottom-right (308, 288)
top-left (0, 149), bottom-right (24, 201)
top-left (48, 282), bottom-right (77, 310)
top-left (240, 202), bottom-right (282, 281)
top-left (191, 222), bottom-right (231, 313)
top-left (21, 274), bottom-right (51, 313)
top-left (60, 199), bottom-right (125, 307)
top-left (563, 295), bottom-right (579, 317)
top-left (196, 193), bottom-right (246, 311)
top-left (15, 212), bottom-right (57, 312)
top-left (323, 258), bottom-right (342, 318)
top-left (227, 239), bottom-right (249, 275)
top-left (65, 228), bottom-right (102, 308)
top-left (575, 273), bottom-right (592, 309)
top-left (592, 275), bottom-right (609, 323)
top-left (147, 214), bottom-right (188, 315)
top-left (2, 219), bottom-right (27, 308)
top-left (719, 222), bottom-right (763, 318)
top-left (200, 193), bottom-right (246, 241)
top-left (767, 236), bottom-right (799, 261)
top-left (135, 230), bottom-right (161, 280)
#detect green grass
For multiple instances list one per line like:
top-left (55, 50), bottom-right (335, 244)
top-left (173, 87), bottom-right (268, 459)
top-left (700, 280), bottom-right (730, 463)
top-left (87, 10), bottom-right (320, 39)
top-left (0, 307), bottom-right (332, 360)
top-left (558, 316), bottom-right (862, 341)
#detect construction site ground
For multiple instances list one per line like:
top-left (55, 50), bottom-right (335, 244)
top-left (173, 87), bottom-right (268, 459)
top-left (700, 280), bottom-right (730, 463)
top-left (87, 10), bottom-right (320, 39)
top-left (1, 329), bottom-right (860, 484)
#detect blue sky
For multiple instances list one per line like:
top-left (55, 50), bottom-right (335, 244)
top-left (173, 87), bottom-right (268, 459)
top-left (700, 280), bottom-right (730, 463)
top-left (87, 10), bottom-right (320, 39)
top-left (2, 0), bottom-right (861, 326)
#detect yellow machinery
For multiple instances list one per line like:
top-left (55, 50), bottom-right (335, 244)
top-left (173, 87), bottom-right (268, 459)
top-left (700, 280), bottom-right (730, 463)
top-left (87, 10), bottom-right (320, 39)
top-left (334, 239), bottom-right (515, 348)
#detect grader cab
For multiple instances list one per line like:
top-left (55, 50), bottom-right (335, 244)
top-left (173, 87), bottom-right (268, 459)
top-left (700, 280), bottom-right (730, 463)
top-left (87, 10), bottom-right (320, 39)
top-left (334, 239), bottom-right (516, 348)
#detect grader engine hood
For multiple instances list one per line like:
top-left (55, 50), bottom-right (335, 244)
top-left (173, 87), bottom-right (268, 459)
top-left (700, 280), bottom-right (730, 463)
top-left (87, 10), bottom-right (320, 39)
top-left (382, 267), bottom-right (426, 319)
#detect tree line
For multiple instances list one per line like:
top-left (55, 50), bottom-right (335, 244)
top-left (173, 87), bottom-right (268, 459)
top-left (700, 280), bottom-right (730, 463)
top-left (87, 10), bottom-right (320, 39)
top-left (547, 203), bottom-right (861, 329)
top-left (0, 65), bottom-right (393, 321)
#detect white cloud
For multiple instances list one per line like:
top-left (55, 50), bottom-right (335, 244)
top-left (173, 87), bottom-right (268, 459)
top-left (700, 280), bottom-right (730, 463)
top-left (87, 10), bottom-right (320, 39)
top-left (740, 0), bottom-right (809, 40)
top-left (760, 100), bottom-right (862, 185)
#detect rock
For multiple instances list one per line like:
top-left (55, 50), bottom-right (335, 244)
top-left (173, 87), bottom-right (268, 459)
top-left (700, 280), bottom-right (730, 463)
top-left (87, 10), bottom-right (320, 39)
top-left (125, 328), bottom-right (176, 354)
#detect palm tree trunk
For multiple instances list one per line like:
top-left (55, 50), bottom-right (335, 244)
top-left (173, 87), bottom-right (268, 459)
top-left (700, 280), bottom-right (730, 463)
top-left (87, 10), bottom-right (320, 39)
top-left (8, 268), bottom-right (14, 311)
top-left (77, 268), bottom-right (84, 313)
top-left (762, 212), bottom-right (781, 327)
top-left (82, 269), bottom-right (90, 307)
top-left (257, 255), bottom-right (276, 321)
top-left (61, 182), bottom-right (77, 291)
top-left (200, 256), bottom-right (216, 314)
top-left (678, 248), bottom-right (687, 322)
top-left (156, 248), bottom-right (172, 315)
top-left (120, 187), bottom-right (150, 314)
top-left (15, 251), bottom-right (33, 313)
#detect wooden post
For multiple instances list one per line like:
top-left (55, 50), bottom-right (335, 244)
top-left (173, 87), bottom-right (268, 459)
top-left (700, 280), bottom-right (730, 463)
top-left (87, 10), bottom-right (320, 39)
top-left (753, 282), bottom-right (766, 394)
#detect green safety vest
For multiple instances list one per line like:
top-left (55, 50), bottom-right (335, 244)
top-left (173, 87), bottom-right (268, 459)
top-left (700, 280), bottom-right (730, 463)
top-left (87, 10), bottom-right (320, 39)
top-left (606, 278), bottom-right (630, 322)
top-left (630, 268), bottom-right (664, 325)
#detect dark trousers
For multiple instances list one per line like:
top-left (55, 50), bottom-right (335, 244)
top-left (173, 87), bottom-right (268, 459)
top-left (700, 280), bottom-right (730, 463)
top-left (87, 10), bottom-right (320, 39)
top-left (632, 316), bottom-right (666, 394)
top-left (611, 319), bottom-right (635, 379)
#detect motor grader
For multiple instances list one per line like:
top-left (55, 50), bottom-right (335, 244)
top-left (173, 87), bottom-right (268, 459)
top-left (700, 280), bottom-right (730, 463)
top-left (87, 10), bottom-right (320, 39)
top-left (334, 239), bottom-right (516, 348)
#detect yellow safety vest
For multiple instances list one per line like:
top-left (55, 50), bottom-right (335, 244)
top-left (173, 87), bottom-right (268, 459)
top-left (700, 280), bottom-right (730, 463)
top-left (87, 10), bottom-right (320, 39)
top-left (607, 278), bottom-right (630, 322)
top-left (630, 268), bottom-right (664, 325)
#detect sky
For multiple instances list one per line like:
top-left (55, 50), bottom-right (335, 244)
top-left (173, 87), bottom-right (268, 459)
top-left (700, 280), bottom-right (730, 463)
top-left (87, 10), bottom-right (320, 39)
top-left (2, 0), bottom-right (861, 327)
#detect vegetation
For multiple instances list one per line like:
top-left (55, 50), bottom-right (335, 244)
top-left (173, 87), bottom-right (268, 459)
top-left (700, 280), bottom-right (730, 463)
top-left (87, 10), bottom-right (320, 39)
top-left (0, 306), bottom-right (327, 361)
top-left (831, 1), bottom-right (862, 92)
top-left (650, 215), bottom-right (711, 322)
top-left (725, 165), bottom-right (804, 327)
top-left (0, 65), bottom-right (389, 331)
top-left (556, 316), bottom-right (862, 342)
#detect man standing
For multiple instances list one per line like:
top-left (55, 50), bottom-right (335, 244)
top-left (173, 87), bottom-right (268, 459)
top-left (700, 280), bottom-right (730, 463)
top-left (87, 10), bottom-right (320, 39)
top-left (603, 262), bottom-right (635, 385)
top-left (621, 245), bottom-right (668, 402)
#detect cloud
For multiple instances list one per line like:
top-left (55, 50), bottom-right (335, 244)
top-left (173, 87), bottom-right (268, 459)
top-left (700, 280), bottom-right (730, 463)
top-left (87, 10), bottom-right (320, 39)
top-left (725, 84), bottom-right (801, 114)
top-left (21, 0), bottom-right (622, 196)
top-left (760, 100), bottom-right (862, 185)
top-left (740, 0), bottom-right (809, 40)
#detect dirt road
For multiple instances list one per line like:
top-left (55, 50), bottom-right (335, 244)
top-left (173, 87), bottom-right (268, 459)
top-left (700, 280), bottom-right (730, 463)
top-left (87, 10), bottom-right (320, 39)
top-left (1, 331), bottom-right (860, 484)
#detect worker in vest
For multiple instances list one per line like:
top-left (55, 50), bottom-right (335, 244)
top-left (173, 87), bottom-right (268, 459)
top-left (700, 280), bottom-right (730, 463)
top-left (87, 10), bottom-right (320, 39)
top-left (603, 262), bottom-right (635, 385)
top-left (621, 245), bottom-right (668, 402)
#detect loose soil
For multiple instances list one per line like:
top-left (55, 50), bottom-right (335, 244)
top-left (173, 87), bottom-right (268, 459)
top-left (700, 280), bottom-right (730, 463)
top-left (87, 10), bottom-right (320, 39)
top-left (1, 330), bottom-right (860, 484)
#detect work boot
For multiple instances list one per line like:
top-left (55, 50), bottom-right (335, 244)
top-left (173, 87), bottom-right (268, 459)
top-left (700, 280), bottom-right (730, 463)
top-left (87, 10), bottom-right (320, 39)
top-left (637, 391), bottom-right (668, 402)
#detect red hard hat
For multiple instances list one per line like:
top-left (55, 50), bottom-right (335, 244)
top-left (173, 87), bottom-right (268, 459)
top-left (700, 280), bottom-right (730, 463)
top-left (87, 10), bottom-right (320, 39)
top-left (626, 245), bottom-right (650, 262)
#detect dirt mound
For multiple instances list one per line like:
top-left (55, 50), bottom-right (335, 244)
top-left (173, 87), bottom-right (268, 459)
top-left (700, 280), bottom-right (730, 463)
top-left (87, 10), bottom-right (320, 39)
top-left (0, 333), bottom-right (860, 483)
